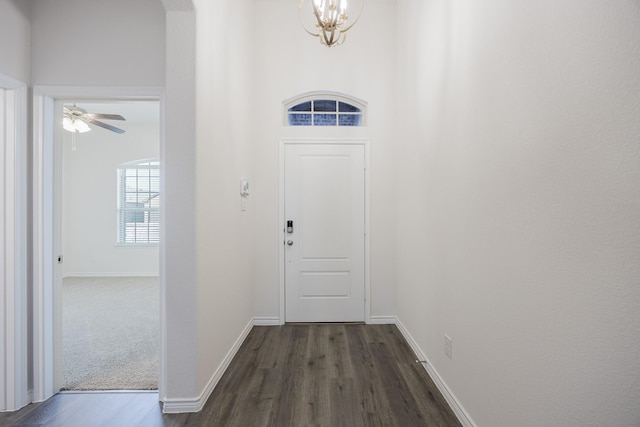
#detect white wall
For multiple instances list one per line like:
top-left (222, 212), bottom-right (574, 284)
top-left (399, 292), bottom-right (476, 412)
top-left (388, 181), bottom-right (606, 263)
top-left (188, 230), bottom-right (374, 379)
top-left (0, 1), bottom-right (30, 409)
top-left (157, 0), bottom-right (262, 404)
top-left (28, 0), bottom-right (256, 406)
top-left (62, 123), bottom-right (159, 276)
top-left (192, 0), bottom-right (256, 395)
top-left (0, 0), bottom-right (31, 83)
top-left (0, 1), bottom-right (31, 411)
top-left (27, 0), bottom-right (184, 401)
top-left (395, 1), bottom-right (640, 426)
top-left (31, 0), bottom-right (165, 86)
top-left (251, 0), bottom-right (397, 322)
top-left (162, 1), bottom-right (199, 401)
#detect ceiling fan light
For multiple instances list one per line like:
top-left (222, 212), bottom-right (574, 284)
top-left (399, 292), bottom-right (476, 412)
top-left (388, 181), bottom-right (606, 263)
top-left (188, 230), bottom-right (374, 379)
top-left (63, 117), bottom-right (76, 133)
top-left (74, 119), bottom-right (91, 133)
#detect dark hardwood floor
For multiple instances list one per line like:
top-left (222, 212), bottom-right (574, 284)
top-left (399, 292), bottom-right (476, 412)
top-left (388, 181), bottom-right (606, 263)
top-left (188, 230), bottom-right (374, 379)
top-left (0, 324), bottom-right (461, 426)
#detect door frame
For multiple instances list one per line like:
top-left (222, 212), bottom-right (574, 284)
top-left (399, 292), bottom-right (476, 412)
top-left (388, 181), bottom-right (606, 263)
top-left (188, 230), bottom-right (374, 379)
top-left (0, 73), bottom-right (28, 412)
top-left (279, 139), bottom-right (371, 324)
top-left (32, 85), bottom-right (165, 402)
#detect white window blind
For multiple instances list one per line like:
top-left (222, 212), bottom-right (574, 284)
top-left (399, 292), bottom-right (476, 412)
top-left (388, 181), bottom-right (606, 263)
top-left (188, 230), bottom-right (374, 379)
top-left (117, 159), bottom-right (160, 244)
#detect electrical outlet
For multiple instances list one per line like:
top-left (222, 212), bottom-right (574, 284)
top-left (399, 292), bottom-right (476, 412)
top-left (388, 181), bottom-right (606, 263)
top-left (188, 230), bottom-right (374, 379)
top-left (444, 334), bottom-right (453, 359)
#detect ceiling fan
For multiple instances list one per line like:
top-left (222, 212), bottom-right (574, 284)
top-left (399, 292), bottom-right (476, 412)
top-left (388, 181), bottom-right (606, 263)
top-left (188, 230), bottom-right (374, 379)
top-left (63, 105), bottom-right (126, 134)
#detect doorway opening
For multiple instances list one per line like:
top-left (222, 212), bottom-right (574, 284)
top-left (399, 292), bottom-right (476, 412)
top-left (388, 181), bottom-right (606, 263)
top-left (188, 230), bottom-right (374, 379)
top-left (58, 100), bottom-right (160, 391)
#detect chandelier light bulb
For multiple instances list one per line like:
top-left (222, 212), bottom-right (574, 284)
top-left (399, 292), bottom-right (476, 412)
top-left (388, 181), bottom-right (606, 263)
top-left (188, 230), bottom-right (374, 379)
top-left (340, 0), bottom-right (347, 15)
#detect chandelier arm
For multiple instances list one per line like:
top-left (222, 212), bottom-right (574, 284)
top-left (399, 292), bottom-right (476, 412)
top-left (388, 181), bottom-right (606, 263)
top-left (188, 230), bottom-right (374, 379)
top-left (339, 0), bottom-right (365, 33)
top-left (298, 0), bottom-right (322, 37)
top-left (328, 27), bottom-right (337, 46)
top-left (323, 29), bottom-right (332, 46)
top-left (315, 1), bottom-right (333, 46)
top-left (322, 1), bottom-right (338, 46)
top-left (311, 1), bottom-right (326, 30)
top-left (329, 3), bottom-right (338, 27)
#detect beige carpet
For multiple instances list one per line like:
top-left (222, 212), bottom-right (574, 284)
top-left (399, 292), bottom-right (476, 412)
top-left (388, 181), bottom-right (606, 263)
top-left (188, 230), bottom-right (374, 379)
top-left (62, 277), bottom-right (159, 390)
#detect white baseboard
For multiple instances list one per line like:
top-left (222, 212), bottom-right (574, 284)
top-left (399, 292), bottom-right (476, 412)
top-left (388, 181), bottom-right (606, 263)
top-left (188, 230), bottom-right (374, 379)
top-left (395, 318), bottom-right (476, 427)
top-left (369, 315), bottom-right (397, 324)
top-left (253, 317), bottom-right (281, 326)
top-left (63, 272), bottom-right (159, 278)
top-left (162, 318), bottom-right (254, 414)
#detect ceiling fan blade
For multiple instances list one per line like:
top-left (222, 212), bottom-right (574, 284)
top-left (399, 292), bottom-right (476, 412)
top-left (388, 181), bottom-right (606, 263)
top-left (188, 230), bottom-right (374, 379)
top-left (85, 118), bottom-right (126, 134)
top-left (86, 113), bottom-right (126, 121)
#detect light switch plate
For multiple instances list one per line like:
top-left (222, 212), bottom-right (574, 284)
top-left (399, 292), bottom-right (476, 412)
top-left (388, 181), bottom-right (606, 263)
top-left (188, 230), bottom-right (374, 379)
top-left (240, 179), bottom-right (250, 196)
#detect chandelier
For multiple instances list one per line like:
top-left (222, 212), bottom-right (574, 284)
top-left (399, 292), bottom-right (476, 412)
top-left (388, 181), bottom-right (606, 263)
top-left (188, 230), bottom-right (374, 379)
top-left (298, 0), bottom-right (364, 47)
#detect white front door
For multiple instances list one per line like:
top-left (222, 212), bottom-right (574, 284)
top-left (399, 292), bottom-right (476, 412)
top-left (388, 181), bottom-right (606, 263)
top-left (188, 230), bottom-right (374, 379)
top-left (284, 143), bottom-right (366, 322)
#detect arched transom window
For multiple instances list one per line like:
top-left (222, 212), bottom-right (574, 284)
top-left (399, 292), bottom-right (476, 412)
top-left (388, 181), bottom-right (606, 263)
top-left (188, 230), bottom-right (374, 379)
top-left (284, 92), bottom-right (367, 127)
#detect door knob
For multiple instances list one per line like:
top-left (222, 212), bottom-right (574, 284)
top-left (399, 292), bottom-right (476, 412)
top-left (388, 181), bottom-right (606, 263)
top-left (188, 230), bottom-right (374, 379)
top-left (287, 240), bottom-right (294, 246)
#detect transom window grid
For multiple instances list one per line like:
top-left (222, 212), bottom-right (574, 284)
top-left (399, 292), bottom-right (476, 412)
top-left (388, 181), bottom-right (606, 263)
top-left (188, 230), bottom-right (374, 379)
top-left (285, 95), bottom-right (366, 127)
top-left (117, 160), bottom-right (160, 245)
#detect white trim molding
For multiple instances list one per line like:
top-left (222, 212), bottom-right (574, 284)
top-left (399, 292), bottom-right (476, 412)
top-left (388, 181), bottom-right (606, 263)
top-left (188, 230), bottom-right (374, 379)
top-left (369, 315), bottom-right (397, 325)
top-left (32, 85), bottom-right (165, 404)
top-left (253, 317), bottom-right (281, 326)
top-left (62, 273), bottom-right (160, 278)
top-left (0, 74), bottom-right (28, 412)
top-left (162, 318), bottom-right (254, 414)
top-left (395, 318), bottom-right (477, 427)
top-left (31, 91), bottom-right (58, 402)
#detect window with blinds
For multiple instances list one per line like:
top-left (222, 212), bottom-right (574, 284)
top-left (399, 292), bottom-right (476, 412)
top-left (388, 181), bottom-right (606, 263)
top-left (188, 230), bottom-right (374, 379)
top-left (117, 159), bottom-right (160, 245)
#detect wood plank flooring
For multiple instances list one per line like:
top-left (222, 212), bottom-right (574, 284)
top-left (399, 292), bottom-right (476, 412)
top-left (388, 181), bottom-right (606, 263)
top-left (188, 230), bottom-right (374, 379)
top-left (0, 324), bottom-right (461, 427)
